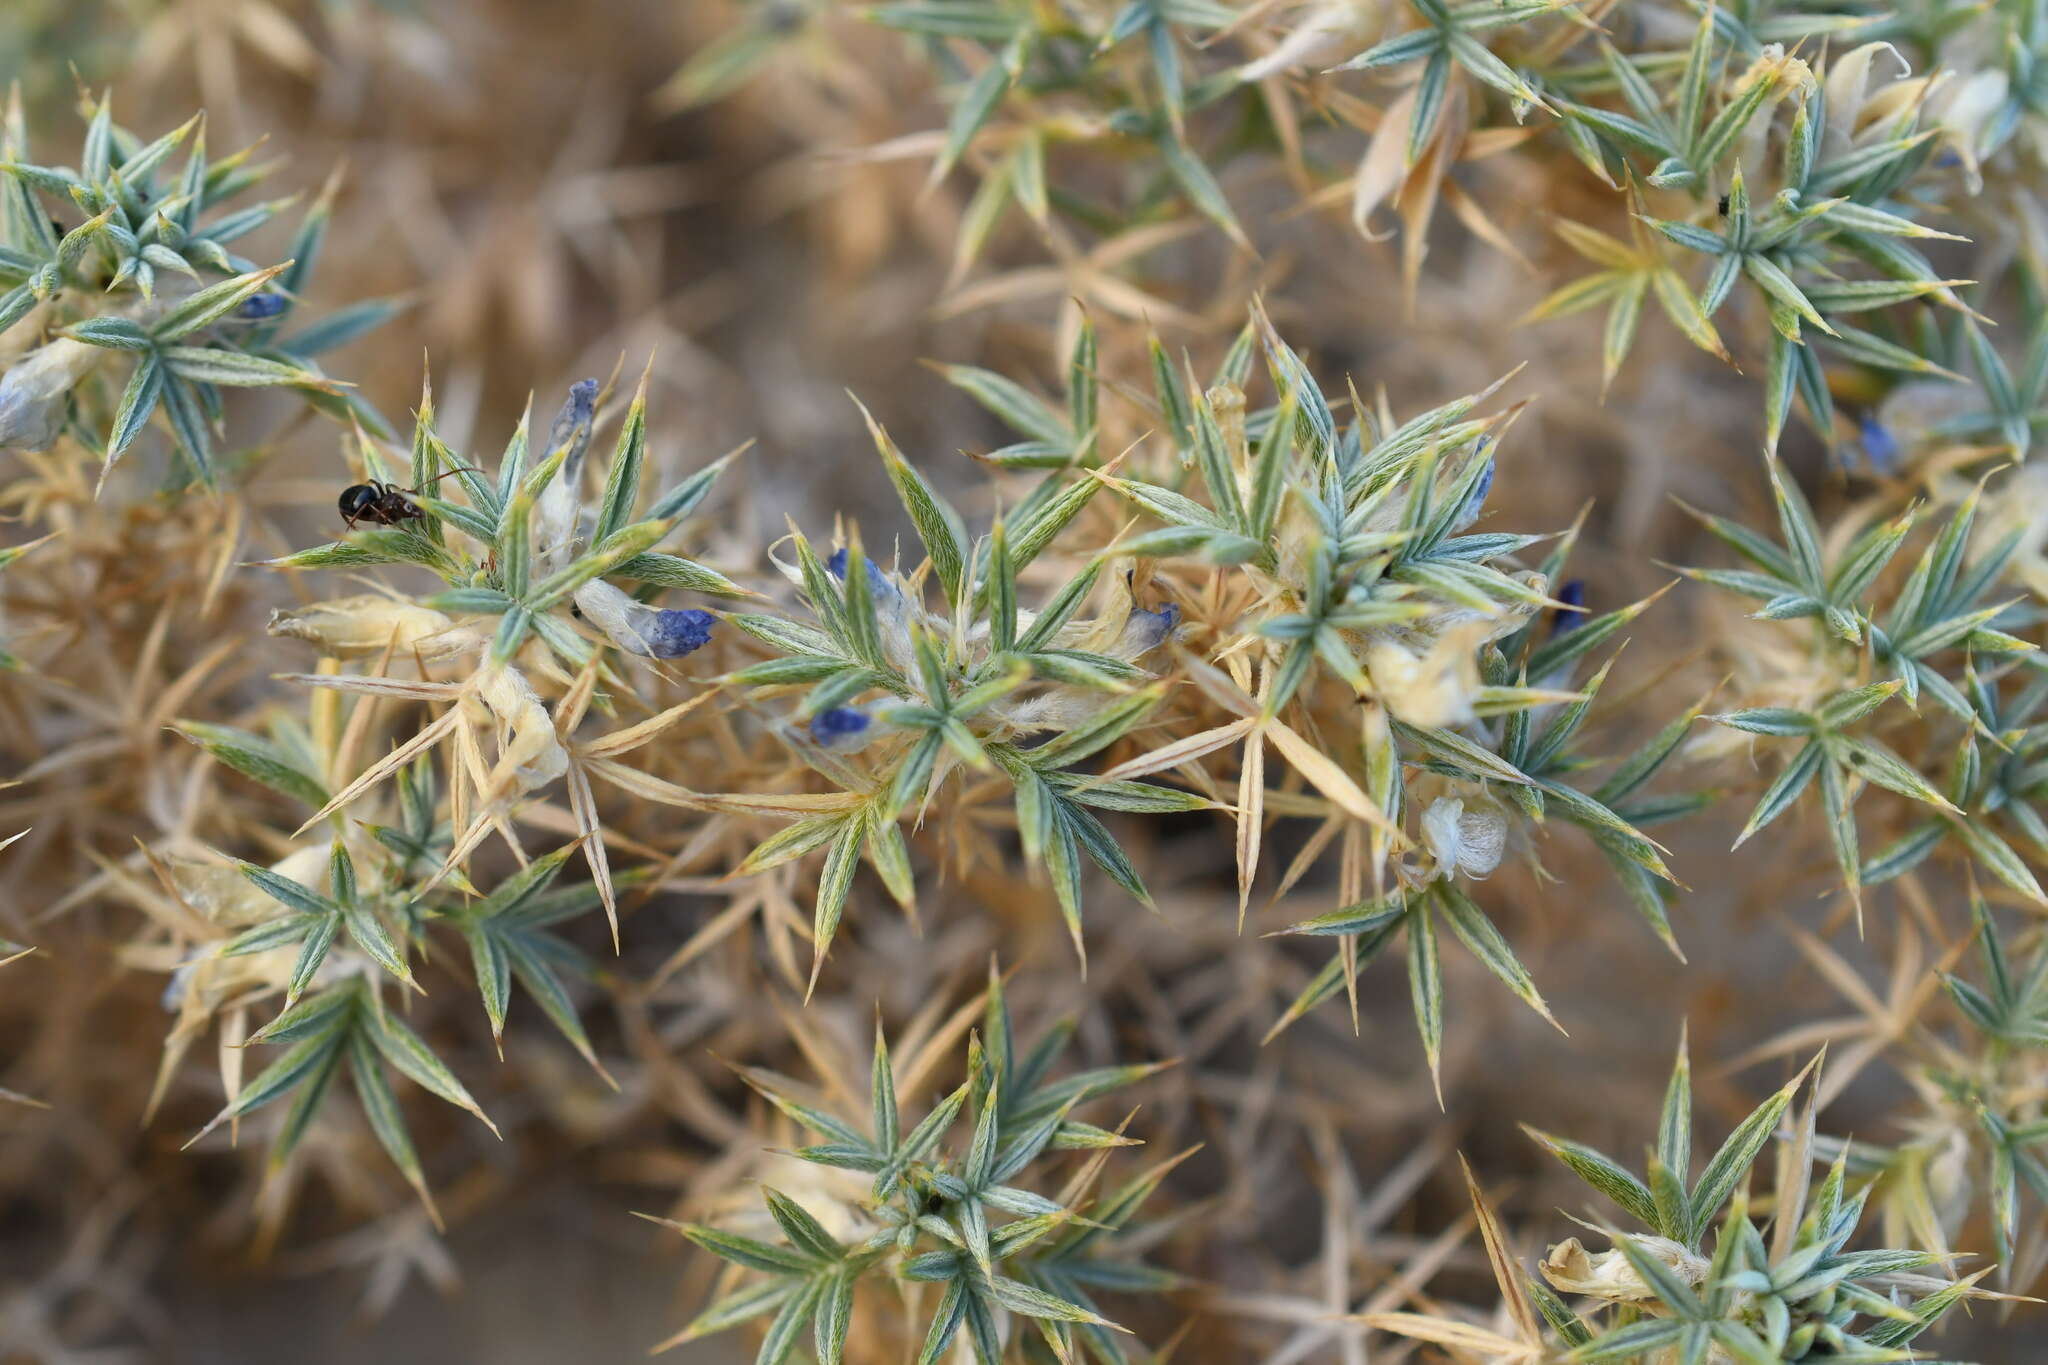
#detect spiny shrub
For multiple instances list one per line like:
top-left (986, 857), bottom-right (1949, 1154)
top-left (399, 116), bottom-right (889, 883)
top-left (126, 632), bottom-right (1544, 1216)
top-left (5, 3), bottom-right (2048, 1360)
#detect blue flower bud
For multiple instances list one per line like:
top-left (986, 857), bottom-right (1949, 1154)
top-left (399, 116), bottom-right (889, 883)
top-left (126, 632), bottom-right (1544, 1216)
top-left (236, 291), bottom-right (289, 320)
top-left (1454, 449), bottom-right (1494, 529)
top-left (637, 607), bottom-right (716, 658)
top-left (1126, 602), bottom-right (1180, 654)
top-left (574, 581), bottom-right (716, 659)
top-left (1548, 579), bottom-right (1587, 638)
top-left (809, 705), bottom-right (876, 751)
top-left (823, 549), bottom-right (905, 614)
top-left (546, 378), bottom-right (600, 468)
top-left (1858, 414), bottom-right (1900, 474)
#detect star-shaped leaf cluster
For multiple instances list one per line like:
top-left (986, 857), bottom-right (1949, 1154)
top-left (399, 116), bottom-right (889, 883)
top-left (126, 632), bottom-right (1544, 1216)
top-left (0, 91), bottom-right (398, 485)
top-left (658, 970), bottom-right (1177, 1364)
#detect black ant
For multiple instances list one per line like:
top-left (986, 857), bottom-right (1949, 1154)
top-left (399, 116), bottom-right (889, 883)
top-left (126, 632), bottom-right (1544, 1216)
top-left (338, 468), bottom-right (477, 531)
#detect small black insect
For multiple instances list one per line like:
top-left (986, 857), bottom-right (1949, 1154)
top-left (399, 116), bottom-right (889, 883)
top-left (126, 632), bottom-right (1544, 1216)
top-left (337, 468), bottom-right (476, 531)
top-left (1717, 194), bottom-right (1730, 217)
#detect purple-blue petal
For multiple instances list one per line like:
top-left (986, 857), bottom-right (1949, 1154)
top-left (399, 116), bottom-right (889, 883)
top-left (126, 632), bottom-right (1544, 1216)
top-left (810, 707), bottom-right (870, 740)
top-left (548, 377), bottom-right (598, 442)
top-left (1548, 579), bottom-right (1587, 637)
top-left (1128, 602), bottom-right (1180, 653)
top-left (641, 608), bottom-right (716, 658)
top-left (1455, 455), bottom-right (1494, 527)
top-left (543, 378), bottom-right (602, 472)
top-left (1858, 414), bottom-right (1900, 473)
top-left (236, 291), bottom-right (289, 319)
top-left (825, 549), bottom-right (889, 589)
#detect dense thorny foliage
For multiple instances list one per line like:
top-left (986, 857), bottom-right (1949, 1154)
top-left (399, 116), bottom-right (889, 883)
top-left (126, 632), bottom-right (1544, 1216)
top-left (6, 0), bottom-right (2048, 1360)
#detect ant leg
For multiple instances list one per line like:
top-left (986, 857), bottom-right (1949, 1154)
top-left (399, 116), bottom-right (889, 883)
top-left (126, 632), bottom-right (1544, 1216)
top-left (411, 466), bottom-right (482, 493)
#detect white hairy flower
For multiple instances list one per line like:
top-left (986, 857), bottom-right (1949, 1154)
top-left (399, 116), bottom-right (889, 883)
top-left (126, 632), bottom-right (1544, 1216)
top-left (1540, 1235), bottom-right (1709, 1302)
top-left (267, 595), bottom-right (483, 659)
top-left (0, 339), bottom-right (106, 452)
top-left (1422, 795), bottom-right (1507, 879)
